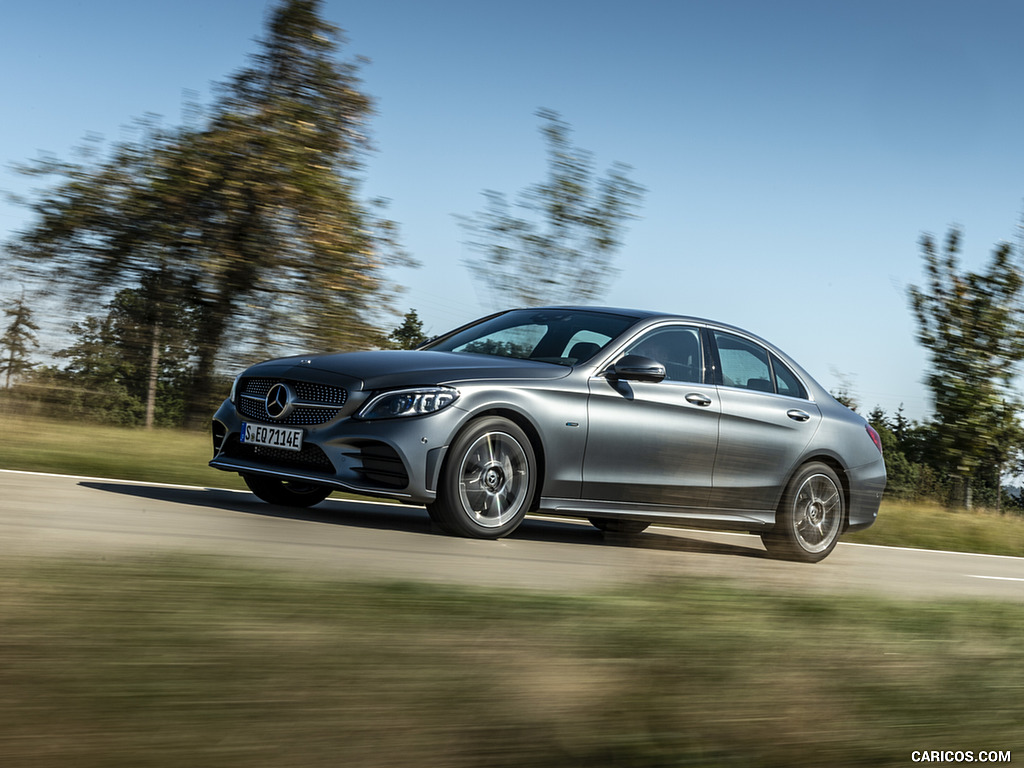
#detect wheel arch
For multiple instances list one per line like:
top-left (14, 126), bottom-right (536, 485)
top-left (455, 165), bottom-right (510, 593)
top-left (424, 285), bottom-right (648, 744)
top-left (784, 453), bottom-right (852, 530)
top-left (453, 406), bottom-right (547, 511)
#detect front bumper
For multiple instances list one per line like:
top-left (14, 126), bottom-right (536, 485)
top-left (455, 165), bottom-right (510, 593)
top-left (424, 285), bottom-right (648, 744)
top-left (209, 398), bottom-right (465, 504)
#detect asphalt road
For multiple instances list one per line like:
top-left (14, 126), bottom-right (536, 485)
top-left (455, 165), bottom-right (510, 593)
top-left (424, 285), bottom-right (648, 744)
top-left (3, 469), bottom-right (1023, 601)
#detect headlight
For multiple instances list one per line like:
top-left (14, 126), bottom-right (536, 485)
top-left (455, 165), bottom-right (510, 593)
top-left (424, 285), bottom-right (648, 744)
top-left (230, 373), bottom-right (243, 403)
top-left (357, 386), bottom-right (460, 419)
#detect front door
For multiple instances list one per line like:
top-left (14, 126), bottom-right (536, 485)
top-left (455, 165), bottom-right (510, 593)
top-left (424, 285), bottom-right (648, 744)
top-left (582, 325), bottom-right (721, 508)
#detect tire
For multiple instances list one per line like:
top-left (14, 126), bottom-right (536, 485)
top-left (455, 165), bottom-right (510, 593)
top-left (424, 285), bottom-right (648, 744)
top-left (588, 517), bottom-right (651, 535)
top-left (761, 462), bottom-right (844, 563)
top-left (243, 474), bottom-right (332, 508)
top-left (427, 417), bottom-right (537, 538)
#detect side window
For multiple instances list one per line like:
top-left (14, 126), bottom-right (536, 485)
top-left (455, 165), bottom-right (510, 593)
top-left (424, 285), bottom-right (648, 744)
top-left (560, 330), bottom-right (613, 363)
top-left (771, 354), bottom-right (808, 399)
top-left (714, 332), bottom-right (773, 392)
top-left (625, 326), bottom-right (703, 383)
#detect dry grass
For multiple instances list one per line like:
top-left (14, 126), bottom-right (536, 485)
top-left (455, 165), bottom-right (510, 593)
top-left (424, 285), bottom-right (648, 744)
top-left (849, 499), bottom-right (1024, 557)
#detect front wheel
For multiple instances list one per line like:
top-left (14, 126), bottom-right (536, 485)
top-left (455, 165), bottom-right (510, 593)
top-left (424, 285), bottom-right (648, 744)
top-left (427, 417), bottom-right (537, 538)
top-left (761, 462), bottom-right (844, 563)
top-left (243, 474), bottom-right (332, 508)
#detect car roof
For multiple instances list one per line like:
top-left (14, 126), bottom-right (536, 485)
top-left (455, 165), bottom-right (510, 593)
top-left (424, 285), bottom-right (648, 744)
top-left (527, 305), bottom-right (727, 328)
top-left (529, 306), bottom-right (785, 352)
top-left (472, 307), bottom-right (784, 352)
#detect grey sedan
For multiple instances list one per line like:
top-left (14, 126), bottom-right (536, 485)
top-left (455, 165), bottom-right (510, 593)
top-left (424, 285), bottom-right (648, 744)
top-left (210, 307), bottom-right (885, 562)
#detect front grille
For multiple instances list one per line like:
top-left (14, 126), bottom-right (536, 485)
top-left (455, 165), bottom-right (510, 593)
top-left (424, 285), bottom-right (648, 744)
top-left (222, 435), bottom-right (335, 473)
top-left (237, 377), bottom-right (348, 426)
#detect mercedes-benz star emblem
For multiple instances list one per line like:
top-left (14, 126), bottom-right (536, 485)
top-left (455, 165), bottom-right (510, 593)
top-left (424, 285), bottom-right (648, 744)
top-left (264, 382), bottom-right (295, 420)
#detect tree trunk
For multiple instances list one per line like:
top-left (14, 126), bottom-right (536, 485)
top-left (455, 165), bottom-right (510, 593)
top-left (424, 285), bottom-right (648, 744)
top-left (962, 477), bottom-right (973, 510)
top-left (144, 322), bottom-right (161, 430)
top-left (997, 460), bottom-right (1004, 514)
top-left (949, 475), bottom-right (973, 510)
top-left (184, 297), bottom-right (230, 429)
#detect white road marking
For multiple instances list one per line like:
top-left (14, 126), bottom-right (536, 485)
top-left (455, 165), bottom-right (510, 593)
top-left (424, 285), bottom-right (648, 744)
top-left (3, 469), bottom-right (1024, 563)
top-left (967, 575), bottom-right (1024, 583)
top-left (843, 540), bottom-right (1024, 562)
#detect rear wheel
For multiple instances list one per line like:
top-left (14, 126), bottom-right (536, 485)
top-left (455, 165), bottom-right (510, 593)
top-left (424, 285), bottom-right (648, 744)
top-left (428, 417), bottom-right (537, 538)
top-left (761, 462), bottom-right (844, 563)
top-left (588, 518), bottom-right (651, 535)
top-left (243, 474), bottom-right (332, 508)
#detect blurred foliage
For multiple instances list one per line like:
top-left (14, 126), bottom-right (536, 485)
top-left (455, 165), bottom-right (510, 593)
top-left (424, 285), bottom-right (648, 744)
top-left (2, 555), bottom-right (1024, 767)
top-left (5, 0), bottom-right (411, 425)
top-left (458, 109), bottom-right (645, 307)
top-left (830, 387), bottom-right (857, 411)
top-left (867, 404), bottom-right (1023, 512)
top-left (0, 290), bottom-right (39, 389)
top-left (908, 226), bottom-right (1024, 507)
top-left (25, 279), bottom-right (199, 427)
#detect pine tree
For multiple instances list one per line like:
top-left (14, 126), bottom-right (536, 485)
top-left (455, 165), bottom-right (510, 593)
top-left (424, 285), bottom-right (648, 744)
top-left (0, 292), bottom-right (40, 389)
top-left (389, 309), bottom-right (428, 349)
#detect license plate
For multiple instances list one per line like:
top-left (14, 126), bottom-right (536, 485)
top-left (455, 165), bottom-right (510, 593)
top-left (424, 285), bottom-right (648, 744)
top-left (241, 422), bottom-right (303, 452)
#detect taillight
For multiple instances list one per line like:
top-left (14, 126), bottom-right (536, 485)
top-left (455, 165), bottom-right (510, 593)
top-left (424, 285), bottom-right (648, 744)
top-left (866, 424), bottom-right (883, 454)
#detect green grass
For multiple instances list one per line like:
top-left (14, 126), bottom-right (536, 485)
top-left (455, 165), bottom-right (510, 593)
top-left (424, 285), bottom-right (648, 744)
top-left (2, 411), bottom-right (1024, 557)
top-left (0, 409), bottom-right (247, 490)
top-left (1, 554), bottom-right (1022, 767)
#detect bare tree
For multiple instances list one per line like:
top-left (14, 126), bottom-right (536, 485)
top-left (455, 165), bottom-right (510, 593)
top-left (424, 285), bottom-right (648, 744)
top-left (458, 109), bottom-right (644, 307)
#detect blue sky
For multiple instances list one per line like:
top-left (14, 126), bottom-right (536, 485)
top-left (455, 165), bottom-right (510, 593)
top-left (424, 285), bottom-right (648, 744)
top-left (3, 0), bottom-right (1024, 421)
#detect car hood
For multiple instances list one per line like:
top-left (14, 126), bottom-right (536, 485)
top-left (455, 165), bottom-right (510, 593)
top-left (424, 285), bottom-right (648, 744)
top-left (243, 349), bottom-right (572, 391)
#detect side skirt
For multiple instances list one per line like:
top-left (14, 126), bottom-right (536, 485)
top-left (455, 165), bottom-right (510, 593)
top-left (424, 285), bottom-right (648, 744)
top-left (538, 497), bottom-right (775, 532)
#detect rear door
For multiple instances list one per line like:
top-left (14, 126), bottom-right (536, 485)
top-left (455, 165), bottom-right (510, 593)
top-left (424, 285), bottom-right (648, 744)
top-left (708, 330), bottom-right (821, 510)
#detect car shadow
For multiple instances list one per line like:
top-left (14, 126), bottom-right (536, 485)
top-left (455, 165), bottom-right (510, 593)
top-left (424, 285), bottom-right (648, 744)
top-left (78, 482), bottom-right (766, 558)
top-left (604, 528), bottom-right (768, 558)
top-left (79, 481), bottom-right (438, 534)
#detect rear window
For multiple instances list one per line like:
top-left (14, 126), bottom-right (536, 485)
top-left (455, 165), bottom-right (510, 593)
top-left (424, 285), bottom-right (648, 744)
top-left (771, 354), bottom-right (808, 399)
top-left (714, 331), bottom-right (809, 399)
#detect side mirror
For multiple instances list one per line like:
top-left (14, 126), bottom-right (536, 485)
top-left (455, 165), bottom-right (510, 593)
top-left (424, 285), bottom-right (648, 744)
top-left (609, 354), bottom-right (666, 383)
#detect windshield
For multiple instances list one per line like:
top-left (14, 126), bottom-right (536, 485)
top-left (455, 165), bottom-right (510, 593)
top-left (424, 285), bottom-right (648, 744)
top-left (423, 309), bottom-right (639, 366)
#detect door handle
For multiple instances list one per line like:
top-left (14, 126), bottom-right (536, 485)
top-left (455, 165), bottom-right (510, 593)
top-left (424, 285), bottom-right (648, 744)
top-left (787, 409), bottom-right (811, 422)
top-left (686, 393), bottom-right (713, 407)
